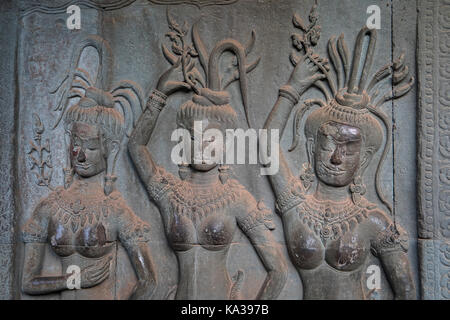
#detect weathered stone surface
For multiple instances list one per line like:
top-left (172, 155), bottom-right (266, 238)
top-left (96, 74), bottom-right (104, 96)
top-left (0, 244), bottom-right (15, 300)
top-left (418, 239), bottom-right (450, 300)
top-left (393, 0), bottom-right (420, 298)
top-left (0, 0), bottom-right (19, 300)
top-left (417, 0), bottom-right (450, 300)
top-left (0, 0), bottom-right (441, 299)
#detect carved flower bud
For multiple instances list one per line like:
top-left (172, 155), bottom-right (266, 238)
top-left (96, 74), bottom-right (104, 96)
top-left (291, 34), bottom-right (304, 51)
top-left (32, 113), bottom-right (44, 136)
top-left (308, 25), bottom-right (321, 46)
top-left (166, 31), bottom-right (178, 41)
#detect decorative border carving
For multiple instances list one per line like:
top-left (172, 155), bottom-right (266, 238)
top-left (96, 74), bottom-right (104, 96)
top-left (148, 0), bottom-right (239, 6)
top-left (20, 0), bottom-right (138, 18)
top-left (417, 0), bottom-right (436, 240)
top-left (418, 0), bottom-right (450, 300)
top-left (20, 0), bottom-right (239, 18)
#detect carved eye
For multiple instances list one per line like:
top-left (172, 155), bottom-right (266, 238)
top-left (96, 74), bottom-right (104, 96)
top-left (86, 143), bottom-right (99, 151)
top-left (321, 143), bottom-right (333, 152)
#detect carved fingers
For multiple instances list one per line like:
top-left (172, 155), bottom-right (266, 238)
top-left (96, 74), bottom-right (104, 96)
top-left (288, 52), bottom-right (326, 95)
top-left (156, 56), bottom-right (192, 96)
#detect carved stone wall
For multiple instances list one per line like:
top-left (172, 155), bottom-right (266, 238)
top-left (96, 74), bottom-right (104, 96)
top-left (0, 0), bottom-right (19, 300)
top-left (0, 0), bottom-right (441, 299)
top-left (417, 0), bottom-right (450, 300)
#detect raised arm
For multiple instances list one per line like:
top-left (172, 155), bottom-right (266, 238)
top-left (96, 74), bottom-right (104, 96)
top-left (128, 89), bottom-right (167, 183)
top-left (128, 58), bottom-right (191, 183)
top-left (263, 55), bottom-right (324, 198)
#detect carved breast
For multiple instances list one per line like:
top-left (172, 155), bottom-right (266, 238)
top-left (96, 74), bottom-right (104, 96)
top-left (325, 232), bottom-right (369, 271)
top-left (49, 215), bottom-right (114, 258)
top-left (166, 181), bottom-right (238, 252)
top-left (287, 220), bottom-right (369, 271)
top-left (168, 209), bottom-right (236, 252)
top-left (286, 221), bottom-right (325, 270)
top-left (47, 185), bottom-right (115, 259)
top-left (286, 197), bottom-right (371, 272)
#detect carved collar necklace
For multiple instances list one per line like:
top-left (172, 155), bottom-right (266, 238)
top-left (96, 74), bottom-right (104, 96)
top-left (54, 181), bottom-right (111, 233)
top-left (169, 178), bottom-right (243, 224)
top-left (297, 195), bottom-right (371, 245)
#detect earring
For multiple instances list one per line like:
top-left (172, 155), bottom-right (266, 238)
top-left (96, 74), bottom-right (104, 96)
top-left (350, 176), bottom-right (366, 205)
top-left (219, 165), bottom-right (231, 184)
top-left (104, 174), bottom-right (117, 196)
top-left (299, 162), bottom-right (315, 191)
top-left (178, 163), bottom-right (190, 180)
top-left (63, 167), bottom-right (74, 189)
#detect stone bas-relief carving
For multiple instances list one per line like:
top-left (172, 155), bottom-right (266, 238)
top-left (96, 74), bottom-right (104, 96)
top-left (263, 4), bottom-right (416, 299)
top-left (21, 35), bottom-right (156, 299)
top-left (20, 1), bottom-right (239, 18)
top-left (128, 12), bottom-right (287, 300)
top-left (148, 0), bottom-right (239, 6)
top-left (0, 0), bottom-right (433, 300)
top-left (417, 0), bottom-right (450, 300)
top-left (28, 114), bottom-right (53, 189)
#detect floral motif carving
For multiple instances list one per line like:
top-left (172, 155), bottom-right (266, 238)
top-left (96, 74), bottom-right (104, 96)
top-left (418, 0), bottom-right (450, 300)
top-left (27, 114), bottom-right (53, 189)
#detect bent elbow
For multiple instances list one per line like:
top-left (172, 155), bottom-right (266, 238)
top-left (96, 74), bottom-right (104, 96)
top-left (22, 278), bottom-right (40, 296)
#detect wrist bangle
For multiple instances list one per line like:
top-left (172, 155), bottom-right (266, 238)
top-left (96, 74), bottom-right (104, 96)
top-left (147, 89), bottom-right (167, 111)
top-left (279, 85), bottom-right (300, 105)
top-left (153, 89), bottom-right (167, 101)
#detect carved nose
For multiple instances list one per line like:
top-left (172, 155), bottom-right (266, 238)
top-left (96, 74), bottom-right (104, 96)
top-left (77, 149), bottom-right (86, 162)
top-left (330, 147), bottom-right (343, 165)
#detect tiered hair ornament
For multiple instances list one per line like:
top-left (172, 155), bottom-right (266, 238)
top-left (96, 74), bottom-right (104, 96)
top-left (289, 24), bottom-right (414, 215)
top-left (50, 35), bottom-right (145, 194)
top-left (162, 10), bottom-right (260, 129)
top-left (162, 11), bottom-right (260, 182)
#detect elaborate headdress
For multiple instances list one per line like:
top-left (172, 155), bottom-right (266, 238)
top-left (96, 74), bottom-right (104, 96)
top-left (288, 6), bottom-right (414, 214)
top-left (162, 11), bottom-right (260, 129)
top-left (51, 35), bottom-right (144, 194)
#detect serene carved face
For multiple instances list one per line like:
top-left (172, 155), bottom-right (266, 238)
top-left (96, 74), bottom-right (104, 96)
top-left (313, 121), bottom-right (362, 187)
top-left (188, 119), bottom-right (223, 172)
top-left (69, 122), bottom-right (106, 177)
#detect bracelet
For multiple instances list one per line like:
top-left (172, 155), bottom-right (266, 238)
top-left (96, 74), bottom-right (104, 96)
top-left (104, 174), bottom-right (117, 183)
top-left (153, 89), bottom-right (167, 101)
top-left (147, 89), bottom-right (167, 111)
top-left (279, 85), bottom-right (300, 105)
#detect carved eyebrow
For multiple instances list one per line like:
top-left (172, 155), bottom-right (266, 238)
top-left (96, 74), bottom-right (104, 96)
top-left (345, 127), bottom-right (360, 136)
top-left (328, 134), bottom-right (362, 144)
top-left (72, 134), bottom-right (101, 141)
